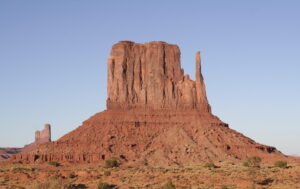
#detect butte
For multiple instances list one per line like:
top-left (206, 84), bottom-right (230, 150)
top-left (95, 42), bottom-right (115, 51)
top-left (11, 41), bottom-right (292, 166)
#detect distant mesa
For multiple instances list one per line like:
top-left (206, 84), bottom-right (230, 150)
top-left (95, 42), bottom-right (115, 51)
top-left (22, 124), bottom-right (52, 153)
top-left (0, 124), bottom-right (52, 161)
top-left (9, 41), bottom-right (297, 165)
top-left (0, 148), bottom-right (21, 161)
top-left (35, 124), bottom-right (51, 144)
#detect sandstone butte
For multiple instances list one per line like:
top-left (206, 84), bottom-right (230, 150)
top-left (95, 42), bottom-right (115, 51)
top-left (0, 124), bottom-right (51, 161)
top-left (10, 41), bottom-right (296, 166)
top-left (23, 124), bottom-right (52, 152)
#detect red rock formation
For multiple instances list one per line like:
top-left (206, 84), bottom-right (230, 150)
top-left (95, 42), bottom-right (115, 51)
top-left (35, 124), bottom-right (51, 144)
top-left (0, 124), bottom-right (52, 162)
top-left (107, 41), bottom-right (210, 112)
top-left (10, 41), bottom-right (294, 165)
top-left (11, 109), bottom-right (290, 165)
top-left (19, 124), bottom-right (52, 153)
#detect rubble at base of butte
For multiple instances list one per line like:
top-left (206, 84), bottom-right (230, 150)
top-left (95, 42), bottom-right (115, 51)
top-left (11, 41), bottom-right (293, 166)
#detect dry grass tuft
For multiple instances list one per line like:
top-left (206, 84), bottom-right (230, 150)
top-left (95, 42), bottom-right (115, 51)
top-left (28, 179), bottom-right (68, 189)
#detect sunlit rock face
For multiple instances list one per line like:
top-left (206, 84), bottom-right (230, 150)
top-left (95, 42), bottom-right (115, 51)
top-left (107, 41), bottom-right (210, 112)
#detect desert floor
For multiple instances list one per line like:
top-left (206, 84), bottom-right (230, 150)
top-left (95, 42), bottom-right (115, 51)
top-left (0, 161), bottom-right (299, 189)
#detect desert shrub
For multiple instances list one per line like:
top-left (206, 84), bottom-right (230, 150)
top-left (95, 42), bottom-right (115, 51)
top-left (204, 162), bottom-right (218, 169)
top-left (161, 180), bottom-right (176, 189)
top-left (50, 175), bottom-right (59, 180)
top-left (256, 178), bottom-right (274, 185)
top-left (0, 177), bottom-right (9, 184)
top-left (104, 170), bottom-right (111, 176)
top-left (1, 177), bottom-right (8, 181)
top-left (29, 179), bottom-right (68, 189)
top-left (245, 156), bottom-right (261, 167)
top-left (11, 167), bottom-right (29, 173)
top-left (48, 161), bottom-right (61, 167)
top-left (105, 158), bottom-right (119, 168)
top-left (274, 160), bottom-right (287, 168)
top-left (97, 182), bottom-right (115, 189)
top-left (221, 185), bottom-right (229, 189)
top-left (243, 162), bottom-right (249, 167)
top-left (68, 173), bottom-right (77, 179)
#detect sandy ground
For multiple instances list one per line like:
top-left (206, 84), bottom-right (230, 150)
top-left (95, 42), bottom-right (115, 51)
top-left (0, 161), bottom-right (299, 189)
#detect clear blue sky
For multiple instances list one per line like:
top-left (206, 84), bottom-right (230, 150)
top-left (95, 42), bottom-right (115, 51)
top-left (0, 1), bottom-right (299, 155)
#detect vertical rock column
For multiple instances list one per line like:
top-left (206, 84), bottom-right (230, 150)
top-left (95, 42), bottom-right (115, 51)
top-left (195, 52), bottom-right (211, 113)
top-left (44, 124), bottom-right (51, 142)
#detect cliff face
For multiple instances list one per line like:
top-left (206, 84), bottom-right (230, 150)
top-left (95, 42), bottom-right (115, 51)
top-left (107, 41), bottom-right (210, 112)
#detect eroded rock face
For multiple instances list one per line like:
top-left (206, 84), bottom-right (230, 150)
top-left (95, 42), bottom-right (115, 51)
top-left (9, 41), bottom-right (293, 166)
top-left (10, 110), bottom-right (288, 165)
top-left (35, 124), bottom-right (51, 144)
top-left (107, 41), bottom-right (210, 112)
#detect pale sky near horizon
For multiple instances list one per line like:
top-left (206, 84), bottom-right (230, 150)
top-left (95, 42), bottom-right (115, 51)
top-left (0, 1), bottom-right (299, 155)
